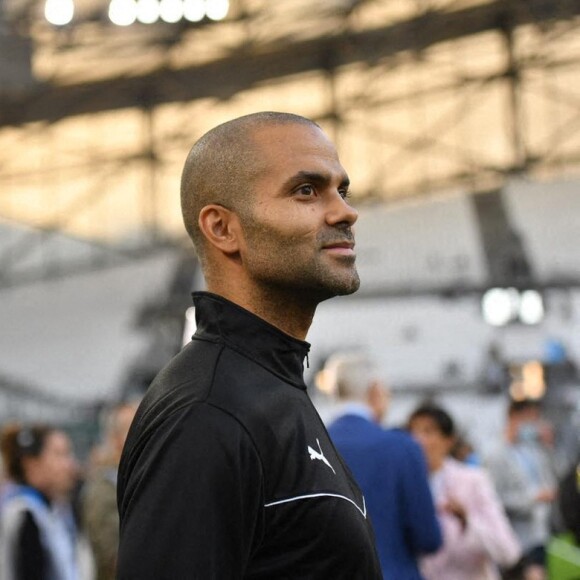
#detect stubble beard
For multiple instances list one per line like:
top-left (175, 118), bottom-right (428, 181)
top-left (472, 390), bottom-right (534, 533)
top-left (242, 219), bottom-right (361, 307)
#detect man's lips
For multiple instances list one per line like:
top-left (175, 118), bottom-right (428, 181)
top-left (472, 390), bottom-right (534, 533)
top-left (322, 241), bottom-right (356, 255)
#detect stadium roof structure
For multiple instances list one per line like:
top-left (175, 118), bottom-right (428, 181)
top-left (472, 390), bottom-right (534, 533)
top-left (2, 0), bottom-right (580, 416)
top-left (1, 0), bottom-right (580, 286)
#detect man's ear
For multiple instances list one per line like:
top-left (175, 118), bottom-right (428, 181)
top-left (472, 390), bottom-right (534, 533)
top-left (198, 204), bottom-right (242, 255)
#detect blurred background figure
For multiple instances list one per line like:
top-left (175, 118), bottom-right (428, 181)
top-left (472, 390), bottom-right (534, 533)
top-left (450, 432), bottom-right (481, 467)
top-left (486, 399), bottom-right (558, 580)
top-left (82, 400), bottom-right (138, 580)
top-left (324, 352), bottom-right (442, 579)
top-left (0, 423), bottom-right (85, 580)
top-left (407, 402), bottom-right (521, 580)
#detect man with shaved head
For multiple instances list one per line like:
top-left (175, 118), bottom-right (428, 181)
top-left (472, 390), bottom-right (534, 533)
top-left (117, 112), bottom-right (381, 579)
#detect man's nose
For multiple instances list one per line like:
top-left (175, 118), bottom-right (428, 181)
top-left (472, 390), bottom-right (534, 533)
top-left (326, 192), bottom-right (358, 226)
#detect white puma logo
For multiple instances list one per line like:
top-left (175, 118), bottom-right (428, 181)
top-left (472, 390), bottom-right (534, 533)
top-left (307, 438), bottom-right (336, 474)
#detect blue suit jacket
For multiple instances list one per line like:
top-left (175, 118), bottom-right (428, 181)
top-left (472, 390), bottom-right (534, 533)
top-left (328, 414), bottom-right (442, 579)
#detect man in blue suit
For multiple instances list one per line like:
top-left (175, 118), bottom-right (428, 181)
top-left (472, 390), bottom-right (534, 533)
top-left (326, 353), bottom-right (442, 579)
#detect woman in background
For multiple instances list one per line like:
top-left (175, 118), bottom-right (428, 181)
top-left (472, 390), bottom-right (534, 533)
top-left (407, 403), bottom-right (522, 580)
top-left (0, 423), bottom-right (80, 580)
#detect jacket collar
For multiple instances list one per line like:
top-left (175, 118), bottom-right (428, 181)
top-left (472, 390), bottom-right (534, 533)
top-left (192, 292), bottom-right (310, 390)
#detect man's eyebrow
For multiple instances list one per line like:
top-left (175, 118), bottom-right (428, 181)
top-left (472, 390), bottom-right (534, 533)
top-left (283, 170), bottom-right (350, 190)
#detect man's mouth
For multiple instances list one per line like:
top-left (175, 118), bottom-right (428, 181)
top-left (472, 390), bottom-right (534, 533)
top-left (322, 241), bottom-right (356, 256)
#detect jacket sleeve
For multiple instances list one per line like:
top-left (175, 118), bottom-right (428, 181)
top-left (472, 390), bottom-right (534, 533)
top-left (117, 403), bottom-right (264, 580)
top-left (399, 438), bottom-right (443, 554)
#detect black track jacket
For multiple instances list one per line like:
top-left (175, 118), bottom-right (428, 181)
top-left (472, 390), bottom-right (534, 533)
top-left (117, 292), bottom-right (381, 579)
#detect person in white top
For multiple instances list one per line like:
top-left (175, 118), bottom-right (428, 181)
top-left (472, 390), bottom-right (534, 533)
top-left (0, 424), bottom-right (82, 580)
top-left (407, 403), bottom-right (522, 580)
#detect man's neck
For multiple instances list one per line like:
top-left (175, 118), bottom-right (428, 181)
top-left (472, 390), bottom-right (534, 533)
top-left (206, 283), bottom-right (316, 341)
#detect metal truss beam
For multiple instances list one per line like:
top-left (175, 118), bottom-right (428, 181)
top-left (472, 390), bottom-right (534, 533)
top-left (0, 237), bottom-right (181, 290)
top-left (1, 0), bottom-right (579, 127)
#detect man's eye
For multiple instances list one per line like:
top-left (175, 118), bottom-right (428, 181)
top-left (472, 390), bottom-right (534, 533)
top-left (297, 185), bottom-right (315, 196)
top-left (339, 189), bottom-right (351, 200)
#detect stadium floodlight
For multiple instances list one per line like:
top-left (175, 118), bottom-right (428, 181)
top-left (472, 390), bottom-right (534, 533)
top-left (109, 0), bottom-right (138, 25)
top-left (205, 0), bottom-right (229, 21)
top-left (482, 287), bottom-right (545, 326)
top-left (519, 289), bottom-right (544, 325)
top-left (482, 288), bottom-right (516, 327)
top-left (183, 0), bottom-right (204, 22)
top-left (137, 0), bottom-right (160, 23)
top-left (44, 0), bottom-right (74, 25)
top-left (160, 0), bottom-right (183, 23)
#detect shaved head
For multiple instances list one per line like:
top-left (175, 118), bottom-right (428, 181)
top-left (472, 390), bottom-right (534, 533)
top-left (180, 112), bottom-right (319, 264)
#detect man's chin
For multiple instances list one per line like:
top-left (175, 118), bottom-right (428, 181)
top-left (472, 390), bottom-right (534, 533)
top-left (336, 276), bottom-right (361, 296)
top-left (320, 272), bottom-right (360, 299)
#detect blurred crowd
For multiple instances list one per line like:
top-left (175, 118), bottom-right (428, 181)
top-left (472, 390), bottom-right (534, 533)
top-left (321, 352), bottom-right (580, 580)
top-left (0, 401), bottom-right (138, 580)
top-left (0, 356), bottom-right (579, 580)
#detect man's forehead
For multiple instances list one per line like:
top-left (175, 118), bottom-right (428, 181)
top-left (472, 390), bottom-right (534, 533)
top-left (251, 122), bottom-right (335, 152)
top-left (250, 122), bottom-right (343, 175)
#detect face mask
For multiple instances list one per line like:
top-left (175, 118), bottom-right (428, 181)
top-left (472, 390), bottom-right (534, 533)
top-left (517, 422), bottom-right (539, 444)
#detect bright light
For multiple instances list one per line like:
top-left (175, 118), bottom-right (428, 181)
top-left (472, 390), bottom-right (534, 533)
top-left (106, 0), bottom-right (228, 25)
top-left (509, 361), bottom-right (546, 400)
top-left (482, 287), bottom-right (544, 326)
top-left (44, 0), bottom-right (74, 25)
top-left (509, 381), bottom-right (526, 401)
top-left (205, 0), bottom-right (228, 21)
top-left (522, 361), bottom-right (546, 398)
top-left (183, 0), bottom-right (204, 22)
top-left (109, 0), bottom-right (138, 25)
top-left (519, 290), bottom-right (544, 325)
top-left (136, 0), bottom-right (160, 23)
top-left (482, 288), bottom-right (516, 326)
top-left (160, 0), bottom-right (183, 22)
